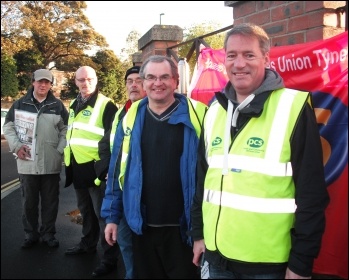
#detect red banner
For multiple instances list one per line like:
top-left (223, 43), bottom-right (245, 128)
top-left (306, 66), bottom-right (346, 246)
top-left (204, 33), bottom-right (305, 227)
top-left (189, 31), bottom-right (348, 278)
top-left (189, 48), bottom-right (229, 105)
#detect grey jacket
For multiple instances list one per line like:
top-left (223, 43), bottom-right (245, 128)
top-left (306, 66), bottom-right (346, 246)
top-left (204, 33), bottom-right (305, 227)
top-left (3, 88), bottom-right (69, 175)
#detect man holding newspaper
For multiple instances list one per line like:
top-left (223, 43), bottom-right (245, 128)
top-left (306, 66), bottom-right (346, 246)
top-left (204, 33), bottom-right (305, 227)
top-left (3, 69), bottom-right (69, 249)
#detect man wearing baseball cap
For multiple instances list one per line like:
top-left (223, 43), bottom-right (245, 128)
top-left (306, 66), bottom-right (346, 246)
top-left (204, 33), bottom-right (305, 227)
top-left (3, 68), bottom-right (69, 249)
top-left (95, 65), bottom-right (146, 278)
top-left (33, 69), bottom-right (54, 82)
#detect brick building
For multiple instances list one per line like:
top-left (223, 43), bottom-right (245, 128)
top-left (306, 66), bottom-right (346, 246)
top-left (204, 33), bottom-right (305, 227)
top-left (12, 1), bottom-right (344, 100)
top-left (133, 1), bottom-right (346, 64)
top-left (226, 1), bottom-right (346, 46)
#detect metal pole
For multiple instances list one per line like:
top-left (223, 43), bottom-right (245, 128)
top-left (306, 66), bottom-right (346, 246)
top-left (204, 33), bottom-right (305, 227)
top-left (160, 13), bottom-right (164, 25)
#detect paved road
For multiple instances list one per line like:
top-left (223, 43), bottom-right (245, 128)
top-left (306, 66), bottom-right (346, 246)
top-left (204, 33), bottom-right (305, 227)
top-left (1, 169), bottom-right (125, 279)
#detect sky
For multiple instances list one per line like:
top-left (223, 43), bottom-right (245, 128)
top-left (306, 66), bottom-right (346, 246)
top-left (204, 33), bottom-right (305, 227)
top-left (84, 1), bottom-right (234, 56)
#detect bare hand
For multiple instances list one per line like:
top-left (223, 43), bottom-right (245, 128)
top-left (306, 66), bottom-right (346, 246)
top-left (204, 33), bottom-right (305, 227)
top-left (193, 239), bottom-right (205, 266)
top-left (17, 145), bottom-right (31, 160)
top-left (104, 223), bottom-right (118, 246)
top-left (285, 267), bottom-right (311, 279)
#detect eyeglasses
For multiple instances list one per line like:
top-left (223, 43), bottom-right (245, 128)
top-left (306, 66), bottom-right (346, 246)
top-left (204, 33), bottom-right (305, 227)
top-left (76, 78), bottom-right (95, 83)
top-left (144, 74), bottom-right (173, 83)
top-left (126, 78), bottom-right (143, 85)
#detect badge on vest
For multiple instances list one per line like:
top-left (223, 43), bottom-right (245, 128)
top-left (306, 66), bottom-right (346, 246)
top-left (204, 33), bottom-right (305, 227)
top-left (231, 168), bottom-right (242, 173)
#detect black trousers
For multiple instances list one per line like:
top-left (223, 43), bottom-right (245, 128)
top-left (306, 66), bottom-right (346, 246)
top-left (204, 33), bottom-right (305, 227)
top-left (132, 226), bottom-right (199, 279)
top-left (74, 183), bottom-right (120, 266)
top-left (20, 173), bottom-right (60, 241)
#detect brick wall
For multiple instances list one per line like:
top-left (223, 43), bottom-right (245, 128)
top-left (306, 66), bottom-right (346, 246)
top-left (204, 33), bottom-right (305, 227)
top-left (227, 1), bottom-right (346, 46)
top-left (132, 2), bottom-right (346, 66)
top-left (138, 24), bottom-right (183, 62)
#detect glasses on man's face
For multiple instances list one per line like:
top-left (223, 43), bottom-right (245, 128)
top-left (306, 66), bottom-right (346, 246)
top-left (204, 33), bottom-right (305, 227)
top-left (76, 78), bottom-right (95, 83)
top-left (144, 74), bottom-right (173, 83)
top-left (126, 78), bottom-right (143, 86)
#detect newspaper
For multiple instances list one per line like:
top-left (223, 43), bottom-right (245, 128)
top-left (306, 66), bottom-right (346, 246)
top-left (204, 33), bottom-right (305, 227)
top-left (14, 109), bottom-right (37, 161)
top-left (200, 253), bottom-right (210, 279)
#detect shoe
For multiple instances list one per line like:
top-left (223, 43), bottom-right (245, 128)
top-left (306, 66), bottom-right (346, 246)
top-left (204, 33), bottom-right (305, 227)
top-left (21, 239), bottom-right (38, 249)
top-left (91, 263), bottom-right (116, 277)
top-left (65, 246), bottom-right (96, 255)
top-left (44, 237), bottom-right (59, 248)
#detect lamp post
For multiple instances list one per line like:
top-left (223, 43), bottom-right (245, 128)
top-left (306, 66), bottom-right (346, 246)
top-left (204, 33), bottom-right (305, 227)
top-left (160, 13), bottom-right (165, 25)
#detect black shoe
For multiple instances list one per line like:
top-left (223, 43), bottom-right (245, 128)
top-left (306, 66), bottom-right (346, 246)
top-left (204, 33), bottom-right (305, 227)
top-left (21, 239), bottom-right (39, 249)
top-left (65, 246), bottom-right (96, 255)
top-left (44, 237), bottom-right (59, 248)
top-left (91, 263), bottom-right (116, 278)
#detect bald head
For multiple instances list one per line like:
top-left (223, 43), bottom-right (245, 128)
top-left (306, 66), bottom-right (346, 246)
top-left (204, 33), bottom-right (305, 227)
top-left (76, 66), bottom-right (97, 79)
top-left (75, 66), bottom-right (98, 97)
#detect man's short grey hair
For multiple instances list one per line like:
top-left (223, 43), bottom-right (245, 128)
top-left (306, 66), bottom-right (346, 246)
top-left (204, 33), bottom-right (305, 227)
top-left (224, 23), bottom-right (270, 55)
top-left (139, 55), bottom-right (179, 81)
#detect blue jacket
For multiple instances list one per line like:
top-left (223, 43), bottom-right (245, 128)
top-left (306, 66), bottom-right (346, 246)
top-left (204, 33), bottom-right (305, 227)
top-left (101, 93), bottom-right (206, 245)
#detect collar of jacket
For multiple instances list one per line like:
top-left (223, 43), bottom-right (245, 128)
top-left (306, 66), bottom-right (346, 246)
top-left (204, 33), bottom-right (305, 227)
top-left (71, 89), bottom-right (99, 109)
top-left (214, 90), bottom-right (273, 118)
top-left (138, 92), bottom-right (187, 108)
top-left (23, 87), bottom-right (56, 104)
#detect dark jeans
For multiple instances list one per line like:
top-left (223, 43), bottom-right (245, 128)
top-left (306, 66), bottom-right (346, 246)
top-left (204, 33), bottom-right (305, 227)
top-left (118, 215), bottom-right (134, 279)
top-left (20, 173), bottom-right (60, 241)
top-left (208, 263), bottom-right (286, 279)
top-left (75, 183), bottom-right (120, 266)
top-left (132, 226), bottom-right (199, 279)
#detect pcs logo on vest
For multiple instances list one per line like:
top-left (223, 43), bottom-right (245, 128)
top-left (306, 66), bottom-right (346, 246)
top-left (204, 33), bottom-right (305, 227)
top-left (82, 110), bottom-right (92, 116)
top-left (125, 127), bottom-right (131, 136)
top-left (212, 137), bottom-right (222, 146)
top-left (211, 137), bottom-right (222, 151)
top-left (245, 137), bottom-right (265, 154)
top-left (247, 137), bottom-right (264, 148)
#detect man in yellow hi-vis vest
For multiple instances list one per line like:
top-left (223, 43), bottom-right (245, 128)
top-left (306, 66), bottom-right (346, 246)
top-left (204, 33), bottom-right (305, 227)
top-left (190, 23), bottom-right (329, 279)
top-left (63, 66), bottom-right (120, 278)
top-left (95, 65), bottom-right (146, 279)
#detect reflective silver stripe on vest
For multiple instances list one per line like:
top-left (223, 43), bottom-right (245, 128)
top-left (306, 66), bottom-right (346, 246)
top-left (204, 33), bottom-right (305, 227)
top-left (67, 94), bottom-right (107, 136)
top-left (204, 189), bottom-right (296, 213)
top-left (70, 122), bottom-right (104, 136)
top-left (205, 89), bottom-right (296, 176)
top-left (90, 96), bottom-right (105, 124)
top-left (265, 89), bottom-right (296, 161)
top-left (208, 154), bottom-right (292, 176)
top-left (121, 151), bottom-right (128, 162)
top-left (204, 102), bottom-right (219, 161)
top-left (68, 138), bottom-right (99, 148)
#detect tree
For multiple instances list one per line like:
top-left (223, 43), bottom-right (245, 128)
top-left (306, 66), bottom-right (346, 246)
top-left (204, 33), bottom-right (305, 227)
top-left (14, 49), bottom-right (44, 92)
top-left (1, 1), bottom-right (109, 70)
top-left (178, 21), bottom-right (226, 78)
top-left (120, 29), bottom-right (142, 67)
top-left (60, 71), bottom-right (78, 101)
top-left (92, 49), bottom-right (128, 104)
top-left (1, 1), bottom-right (27, 55)
top-left (1, 54), bottom-right (19, 98)
top-left (1, 1), bottom-right (125, 100)
top-left (61, 49), bottom-right (128, 104)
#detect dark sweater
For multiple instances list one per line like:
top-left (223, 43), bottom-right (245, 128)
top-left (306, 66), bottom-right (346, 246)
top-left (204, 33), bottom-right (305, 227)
top-left (141, 101), bottom-right (184, 226)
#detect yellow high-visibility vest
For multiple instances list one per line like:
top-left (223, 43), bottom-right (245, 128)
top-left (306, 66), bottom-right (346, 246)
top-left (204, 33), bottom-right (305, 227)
top-left (203, 88), bottom-right (310, 263)
top-left (64, 94), bottom-right (111, 165)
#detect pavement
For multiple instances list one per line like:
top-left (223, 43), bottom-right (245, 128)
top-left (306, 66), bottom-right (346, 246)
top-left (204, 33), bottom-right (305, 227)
top-left (1, 168), bottom-right (125, 279)
top-left (1, 167), bottom-right (338, 279)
